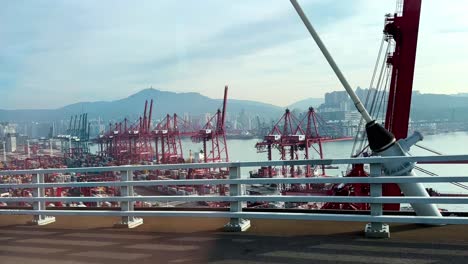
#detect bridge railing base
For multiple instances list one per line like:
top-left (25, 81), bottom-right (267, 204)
top-left (365, 223), bottom-right (390, 238)
top-left (29, 216), bottom-right (56, 226)
top-left (224, 218), bottom-right (251, 232)
top-left (115, 217), bottom-right (144, 229)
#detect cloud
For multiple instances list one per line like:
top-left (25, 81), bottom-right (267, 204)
top-left (0, 0), bottom-right (467, 110)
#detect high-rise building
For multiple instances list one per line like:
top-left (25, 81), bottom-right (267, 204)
top-left (183, 112), bottom-right (190, 123)
top-left (5, 133), bottom-right (17, 152)
top-left (0, 123), bottom-right (17, 139)
top-left (31, 122), bottom-right (52, 139)
top-left (324, 91), bottom-right (348, 109)
top-left (16, 134), bottom-right (29, 146)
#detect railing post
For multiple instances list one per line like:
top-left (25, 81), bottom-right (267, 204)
top-left (365, 163), bottom-right (390, 238)
top-left (115, 170), bottom-right (143, 228)
top-left (30, 173), bottom-right (55, 225)
top-left (224, 164), bottom-right (251, 232)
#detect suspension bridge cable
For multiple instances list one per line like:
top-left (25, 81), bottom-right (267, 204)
top-left (414, 166), bottom-right (468, 191)
top-left (350, 36), bottom-right (386, 158)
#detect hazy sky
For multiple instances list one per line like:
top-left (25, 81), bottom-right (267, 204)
top-left (1, 0), bottom-right (467, 110)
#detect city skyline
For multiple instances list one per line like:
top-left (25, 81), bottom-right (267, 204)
top-left (1, 0), bottom-right (467, 110)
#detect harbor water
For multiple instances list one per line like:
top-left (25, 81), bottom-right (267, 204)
top-left (91, 131), bottom-right (468, 211)
top-left (182, 131), bottom-right (468, 211)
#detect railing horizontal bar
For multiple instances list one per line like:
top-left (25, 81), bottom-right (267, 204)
top-left (2, 195), bottom-right (468, 204)
top-left (2, 176), bottom-right (468, 189)
top-left (1, 154), bottom-right (468, 175)
top-left (1, 209), bottom-right (467, 225)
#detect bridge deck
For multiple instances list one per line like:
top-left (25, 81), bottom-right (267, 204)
top-left (0, 216), bottom-right (467, 264)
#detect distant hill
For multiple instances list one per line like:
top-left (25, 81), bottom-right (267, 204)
top-left (2, 88), bottom-right (467, 123)
top-left (287, 97), bottom-right (324, 111)
top-left (0, 109), bottom-right (61, 123)
top-left (0, 88), bottom-right (283, 122)
top-left (411, 93), bottom-right (468, 121)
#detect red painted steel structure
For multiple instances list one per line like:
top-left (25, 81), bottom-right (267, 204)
top-left (97, 100), bottom-right (154, 165)
top-left (121, 99), bottom-right (154, 164)
top-left (276, 109), bottom-right (302, 177)
top-left (319, 0), bottom-right (422, 211)
top-left (255, 109), bottom-right (298, 177)
top-left (381, 0), bottom-right (422, 210)
top-left (321, 164), bottom-right (371, 210)
top-left (256, 107), bottom-right (342, 179)
top-left (384, 0), bottom-right (421, 140)
top-left (300, 107), bottom-right (328, 176)
top-left (153, 113), bottom-right (186, 164)
top-left (191, 86), bottom-right (229, 163)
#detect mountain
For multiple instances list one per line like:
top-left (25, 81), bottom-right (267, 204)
top-left (0, 88), bottom-right (283, 122)
top-left (411, 93), bottom-right (468, 121)
top-left (2, 88), bottom-right (468, 123)
top-left (287, 97), bottom-right (324, 111)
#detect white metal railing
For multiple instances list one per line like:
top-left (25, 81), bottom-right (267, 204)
top-left (1, 155), bottom-right (468, 230)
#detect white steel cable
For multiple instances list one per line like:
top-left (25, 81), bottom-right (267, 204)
top-left (290, 0), bottom-right (372, 123)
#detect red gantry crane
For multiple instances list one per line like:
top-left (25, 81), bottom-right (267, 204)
top-left (255, 107), bottom-right (346, 179)
top-left (153, 113), bottom-right (186, 164)
top-left (191, 85), bottom-right (229, 164)
top-left (97, 100), bottom-right (154, 165)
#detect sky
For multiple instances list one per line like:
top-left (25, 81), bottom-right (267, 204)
top-left (0, 0), bottom-right (467, 110)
